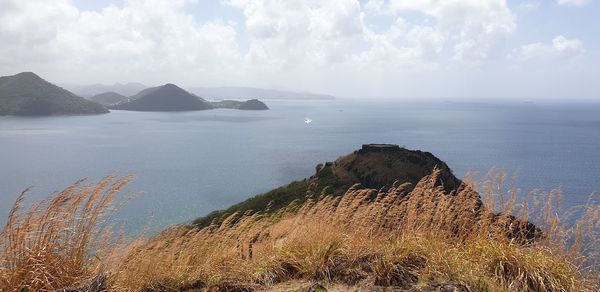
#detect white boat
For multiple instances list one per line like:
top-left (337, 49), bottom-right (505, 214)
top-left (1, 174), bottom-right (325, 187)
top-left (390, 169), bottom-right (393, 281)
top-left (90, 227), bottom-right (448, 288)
top-left (304, 118), bottom-right (312, 124)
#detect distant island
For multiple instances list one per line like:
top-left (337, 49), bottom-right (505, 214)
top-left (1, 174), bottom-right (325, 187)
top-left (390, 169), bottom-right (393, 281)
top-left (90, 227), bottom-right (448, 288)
top-left (110, 83), bottom-right (213, 111)
top-left (65, 83), bottom-right (334, 101)
top-left (0, 72), bottom-right (326, 115)
top-left (0, 72), bottom-right (108, 116)
top-left (188, 86), bottom-right (334, 100)
top-left (65, 82), bottom-right (147, 98)
top-left (89, 91), bottom-right (128, 106)
top-left (110, 83), bottom-right (269, 111)
top-left (209, 98), bottom-right (269, 110)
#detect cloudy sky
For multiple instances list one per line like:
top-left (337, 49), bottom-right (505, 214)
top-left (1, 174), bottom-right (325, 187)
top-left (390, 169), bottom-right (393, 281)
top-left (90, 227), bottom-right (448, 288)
top-left (0, 0), bottom-right (598, 100)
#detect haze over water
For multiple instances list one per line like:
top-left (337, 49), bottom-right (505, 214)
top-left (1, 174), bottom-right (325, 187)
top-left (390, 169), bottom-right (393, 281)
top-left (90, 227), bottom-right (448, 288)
top-left (1, 100), bottom-right (599, 234)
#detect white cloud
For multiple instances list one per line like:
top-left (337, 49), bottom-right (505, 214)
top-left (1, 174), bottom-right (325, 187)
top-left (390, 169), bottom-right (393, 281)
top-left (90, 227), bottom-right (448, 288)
top-left (518, 1), bottom-right (541, 12)
top-left (388, 0), bottom-right (517, 63)
top-left (557, 0), bottom-right (591, 6)
top-left (513, 35), bottom-right (585, 61)
top-left (350, 19), bottom-right (444, 69)
top-left (364, 0), bottom-right (389, 15)
top-left (0, 0), bottom-right (519, 80)
top-left (0, 0), bottom-right (78, 65)
top-left (224, 0), bottom-right (367, 68)
top-left (0, 0), bottom-right (242, 85)
top-left (226, 0), bottom-right (516, 70)
top-left (0, 0), bottom-right (595, 99)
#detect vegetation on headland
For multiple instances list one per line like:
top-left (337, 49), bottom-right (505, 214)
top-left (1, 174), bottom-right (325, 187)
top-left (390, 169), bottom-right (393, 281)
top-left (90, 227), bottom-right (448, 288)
top-left (1, 146), bottom-right (598, 291)
top-left (0, 72), bottom-right (108, 116)
top-left (90, 91), bottom-right (128, 106)
top-left (193, 158), bottom-right (356, 228)
top-left (110, 83), bottom-right (214, 111)
top-left (194, 145), bottom-right (460, 229)
top-left (209, 99), bottom-right (269, 110)
top-left (109, 83), bottom-right (270, 112)
top-left (1, 72), bottom-right (270, 114)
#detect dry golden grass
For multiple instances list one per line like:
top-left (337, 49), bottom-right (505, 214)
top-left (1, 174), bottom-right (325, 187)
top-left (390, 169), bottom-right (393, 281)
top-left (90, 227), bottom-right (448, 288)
top-left (112, 169), bottom-right (599, 291)
top-left (1, 170), bottom-right (598, 291)
top-left (0, 176), bottom-right (132, 291)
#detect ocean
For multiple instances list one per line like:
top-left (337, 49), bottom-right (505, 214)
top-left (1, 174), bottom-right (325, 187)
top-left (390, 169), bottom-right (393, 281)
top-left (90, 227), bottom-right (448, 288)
top-left (1, 99), bottom-right (599, 234)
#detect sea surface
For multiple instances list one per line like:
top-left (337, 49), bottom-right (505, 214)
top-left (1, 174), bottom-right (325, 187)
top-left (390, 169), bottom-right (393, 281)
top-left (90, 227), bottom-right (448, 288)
top-left (1, 100), bottom-right (599, 234)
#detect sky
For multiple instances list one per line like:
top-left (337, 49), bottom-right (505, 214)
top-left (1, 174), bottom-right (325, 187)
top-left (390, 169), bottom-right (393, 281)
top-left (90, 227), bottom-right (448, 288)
top-left (0, 0), bottom-right (598, 100)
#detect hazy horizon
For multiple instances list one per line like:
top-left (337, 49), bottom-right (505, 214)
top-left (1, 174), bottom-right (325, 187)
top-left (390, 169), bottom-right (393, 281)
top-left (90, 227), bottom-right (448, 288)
top-left (1, 0), bottom-right (599, 100)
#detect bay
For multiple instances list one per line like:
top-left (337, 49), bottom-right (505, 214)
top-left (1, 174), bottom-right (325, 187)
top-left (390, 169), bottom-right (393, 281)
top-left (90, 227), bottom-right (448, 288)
top-left (1, 99), bottom-right (599, 234)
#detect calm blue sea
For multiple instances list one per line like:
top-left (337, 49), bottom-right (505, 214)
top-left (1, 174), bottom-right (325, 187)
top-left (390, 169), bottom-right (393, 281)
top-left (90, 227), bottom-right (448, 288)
top-left (1, 100), bottom-right (599, 234)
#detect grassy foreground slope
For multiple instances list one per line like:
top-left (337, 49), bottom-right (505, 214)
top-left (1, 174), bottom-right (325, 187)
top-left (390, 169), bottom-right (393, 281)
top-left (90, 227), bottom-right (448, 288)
top-left (1, 145), bottom-right (598, 291)
top-left (0, 72), bottom-right (108, 116)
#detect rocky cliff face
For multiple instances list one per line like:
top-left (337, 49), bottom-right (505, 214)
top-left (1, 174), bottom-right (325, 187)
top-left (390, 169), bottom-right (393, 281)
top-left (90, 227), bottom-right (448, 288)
top-left (319, 144), bottom-right (461, 194)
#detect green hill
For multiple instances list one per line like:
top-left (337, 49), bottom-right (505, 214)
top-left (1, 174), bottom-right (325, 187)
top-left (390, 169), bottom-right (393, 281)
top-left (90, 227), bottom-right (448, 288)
top-left (111, 83), bottom-right (214, 111)
top-left (89, 91), bottom-right (128, 106)
top-left (209, 98), bottom-right (269, 110)
top-left (193, 144), bottom-right (463, 227)
top-left (0, 72), bottom-right (108, 116)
